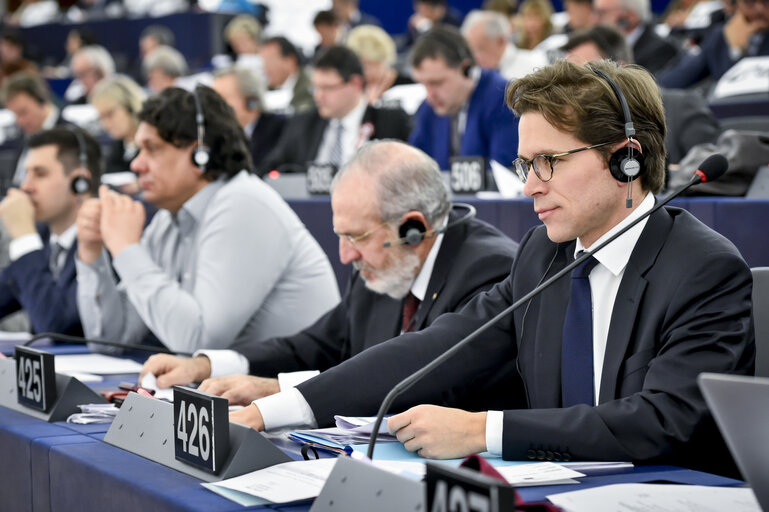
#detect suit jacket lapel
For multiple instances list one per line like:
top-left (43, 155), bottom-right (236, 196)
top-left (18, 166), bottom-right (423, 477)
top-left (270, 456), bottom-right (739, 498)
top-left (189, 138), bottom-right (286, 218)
top-left (308, 113), bottom-right (329, 163)
top-left (365, 289), bottom-right (404, 342)
top-left (599, 208), bottom-right (673, 402)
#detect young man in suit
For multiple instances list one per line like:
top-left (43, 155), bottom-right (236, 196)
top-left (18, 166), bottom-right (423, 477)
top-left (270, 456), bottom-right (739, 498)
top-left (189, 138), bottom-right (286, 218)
top-left (259, 45), bottom-right (412, 176)
top-left (140, 140), bottom-right (519, 405)
top-left (0, 127), bottom-right (101, 334)
top-left (230, 60), bottom-right (754, 476)
top-left (408, 25), bottom-right (519, 171)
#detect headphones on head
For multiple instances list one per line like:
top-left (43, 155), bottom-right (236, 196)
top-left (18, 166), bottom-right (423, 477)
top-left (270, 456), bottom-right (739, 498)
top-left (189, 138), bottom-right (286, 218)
top-left (589, 67), bottom-right (645, 191)
top-left (425, 28), bottom-right (474, 78)
top-left (65, 126), bottom-right (92, 195)
top-left (383, 203), bottom-right (477, 248)
top-left (192, 86), bottom-right (211, 172)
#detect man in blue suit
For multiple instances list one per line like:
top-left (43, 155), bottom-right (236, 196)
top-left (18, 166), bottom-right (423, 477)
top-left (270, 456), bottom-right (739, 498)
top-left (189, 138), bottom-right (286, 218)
top-left (0, 127), bottom-right (101, 334)
top-left (408, 26), bottom-right (519, 171)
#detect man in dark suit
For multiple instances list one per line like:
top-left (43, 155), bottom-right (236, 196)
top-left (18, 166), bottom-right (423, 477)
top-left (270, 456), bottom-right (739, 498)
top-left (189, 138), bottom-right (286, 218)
top-left (260, 37), bottom-right (315, 114)
top-left (259, 46), bottom-right (411, 176)
top-left (212, 66), bottom-right (286, 168)
top-left (408, 26), bottom-right (520, 170)
top-left (594, 0), bottom-right (680, 75)
top-left (139, 140), bottom-right (518, 405)
top-left (0, 127), bottom-right (101, 334)
top-left (658, 0), bottom-right (769, 88)
top-left (231, 61), bottom-right (754, 475)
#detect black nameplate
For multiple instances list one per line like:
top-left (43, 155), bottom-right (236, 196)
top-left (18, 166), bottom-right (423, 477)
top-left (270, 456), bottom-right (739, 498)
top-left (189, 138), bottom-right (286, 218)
top-left (306, 163), bottom-right (338, 195)
top-left (173, 386), bottom-right (229, 474)
top-left (15, 346), bottom-right (57, 412)
top-left (425, 462), bottom-right (516, 512)
top-left (450, 156), bottom-right (486, 194)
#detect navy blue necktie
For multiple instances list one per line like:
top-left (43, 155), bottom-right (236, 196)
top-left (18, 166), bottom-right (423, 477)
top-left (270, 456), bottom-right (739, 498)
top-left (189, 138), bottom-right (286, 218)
top-left (561, 254), bottom-right (600, 407)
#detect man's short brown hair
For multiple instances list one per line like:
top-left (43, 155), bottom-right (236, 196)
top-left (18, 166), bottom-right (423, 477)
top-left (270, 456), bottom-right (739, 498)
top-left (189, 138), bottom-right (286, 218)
top-left (506, 59), bottom-right (666, 193)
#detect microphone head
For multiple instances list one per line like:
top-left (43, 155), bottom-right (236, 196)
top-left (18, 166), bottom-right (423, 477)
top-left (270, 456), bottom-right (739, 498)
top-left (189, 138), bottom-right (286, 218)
top-left (694, 154), bottom-right (728, 183)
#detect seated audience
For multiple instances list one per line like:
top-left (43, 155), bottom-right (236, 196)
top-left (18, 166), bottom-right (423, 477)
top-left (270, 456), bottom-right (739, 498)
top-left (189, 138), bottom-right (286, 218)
top-left (562, 24), bottom-right (720, 165)
top-left (658, 0), bottom-right (769, 88)
top-left (260, 46), bottom-right (411, 175)
top-left (313, 10), bottom-right (345, 59)
top-left (89, 75), bottom-right (146, 174)
top-left (0, 72), bottom-right (65, 191)
top-left (260, 36), bottom-right (314, 113)
top-left (461, 9), bottom-right (548, 81)
top-left (408, 26), bottom-right (519, 170)
top-left (75, 86), bottom-right (340, 353)
top-left (141, 140), bottom-right (519, 400)
top-left (230, 60), bottom-right (754, 478)
top-left (346, 25), bottom-right (413, 104)
top-left (0, 127), bottom-right (101, 334)
top-left (224, 14), bottom-right (265, 76)
top-left (143, 45), bottom-right (188, 93)
top-left (212, 66), bottom-right (287, 167)
top-left (517, 0), bottom-right (555, 50)
top-left (402, 0), bottom-right (463, 51)
top-left (594, 0), bottom-right (681, 75)
top-left (68, 45), bottom-right (115, 104)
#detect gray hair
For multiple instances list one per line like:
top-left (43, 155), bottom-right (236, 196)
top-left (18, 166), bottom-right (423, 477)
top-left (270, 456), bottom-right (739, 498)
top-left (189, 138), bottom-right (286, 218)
top-left (213, 66), bottom-right (266, 111)
top-left (461, 9), bottom-right (512, 40)
top-left (74, 45), bottom-right (116, 77)
top-left (143, 45), bottom-right (189, 78)
top-left (332, 140), bottom-right (451, 226)
top-left (619, 0), bottom-right (651, 22)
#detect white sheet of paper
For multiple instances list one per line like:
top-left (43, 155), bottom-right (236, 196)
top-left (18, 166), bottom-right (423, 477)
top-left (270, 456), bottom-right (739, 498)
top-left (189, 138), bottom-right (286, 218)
top-left (547, 483), bottom-right (760, 512)
top-left (209, 458), bottom-right (337, 504)
top-left (489, 160), bottom-right (525, 198)
top-left (55, 354), bottom-right (143, 374)
top-left (496, 462), bottom-right (584, 485)
top-left (58, 371), bottom-right (103, 382)
top-left (140, 373), bottom-right (174, 401)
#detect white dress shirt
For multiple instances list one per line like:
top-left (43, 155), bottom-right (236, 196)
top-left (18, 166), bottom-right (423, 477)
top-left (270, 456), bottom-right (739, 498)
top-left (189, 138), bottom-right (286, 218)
top-left (314, 98), bottom-right (368, 167)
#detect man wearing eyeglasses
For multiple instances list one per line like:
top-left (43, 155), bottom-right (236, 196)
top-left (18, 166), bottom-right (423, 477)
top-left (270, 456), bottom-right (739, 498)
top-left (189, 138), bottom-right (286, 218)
top-left (258, 46), bottom-right (412, 176)
top-left (140, 140), bottom-right (518, 406)
top-left (659, 0), bottom-right (769, 88)
top-left (227, 60), bottom-right (753, 476)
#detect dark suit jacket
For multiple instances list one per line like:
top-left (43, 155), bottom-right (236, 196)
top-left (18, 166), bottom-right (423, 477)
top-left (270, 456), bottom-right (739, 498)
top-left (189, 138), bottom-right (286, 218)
top-left (258, 104), bottom-right (412, 176)
top-left (659, 24), bottom-right (769, 88)
top-left (632, 24), bottom-right (681, 76)
top-left (249, 112), bottom-right (287, 167)
top-left (0, 226), bottom-right (82, 335)
top-left (408, 69), bottom-right (519, 170)
top-left (231, 213), bottom-right (518, 378)
top-left (297, 207), bottom-right (754, 474)
top-left (660, 87), bottom-right (720, 164)
top-left (290, 68), bottom-right (315, 114)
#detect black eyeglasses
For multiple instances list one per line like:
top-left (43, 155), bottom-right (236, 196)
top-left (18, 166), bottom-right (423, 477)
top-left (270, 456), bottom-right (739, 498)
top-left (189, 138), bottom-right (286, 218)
top-left (513, 141), bottom-right (614, 183)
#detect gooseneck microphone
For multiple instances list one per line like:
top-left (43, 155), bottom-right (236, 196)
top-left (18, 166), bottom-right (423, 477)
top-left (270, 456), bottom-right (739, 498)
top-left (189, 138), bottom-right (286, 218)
top-left (23, 332), bottom-right (192, 357)
top-left (366, 154), bottom-right (728, 459)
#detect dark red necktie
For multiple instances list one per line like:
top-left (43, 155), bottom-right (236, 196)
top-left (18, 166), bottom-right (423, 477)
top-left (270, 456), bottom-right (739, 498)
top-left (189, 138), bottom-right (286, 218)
top-left (401, 292), bottom-right (420, 333)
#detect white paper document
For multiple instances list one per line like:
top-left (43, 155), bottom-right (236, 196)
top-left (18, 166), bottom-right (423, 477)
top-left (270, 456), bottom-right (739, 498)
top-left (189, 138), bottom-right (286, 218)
top-left (547, 483), bottom-right (760, 512)
top-left (140, 373), bottom-right (175, 401)
top-left (206, 458), bottom-right (337, 505)
top-left (496, 462), bottom-right (583, 486)
top-left (54, 354), bottom-right (143, 374)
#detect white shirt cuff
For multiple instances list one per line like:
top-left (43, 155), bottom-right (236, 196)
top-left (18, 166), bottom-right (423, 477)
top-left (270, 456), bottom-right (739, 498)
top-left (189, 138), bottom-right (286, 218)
top-left (9, 233), bottom-right (44, 261)
top-left (485, 410), bottom-right (504, 456)
top-left (277, 370), bottom-right (320, 390)
top-left (195, 349), bottom-right (249, 378)
top-left (254, 387), bottom-right (317, 431)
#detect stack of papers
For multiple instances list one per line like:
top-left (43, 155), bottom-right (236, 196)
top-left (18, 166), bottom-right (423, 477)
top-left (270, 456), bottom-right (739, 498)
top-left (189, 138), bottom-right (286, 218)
top-left (67, 403), bottom-right (120, 424)
top-left (288, 415), bottom-right (398, 455)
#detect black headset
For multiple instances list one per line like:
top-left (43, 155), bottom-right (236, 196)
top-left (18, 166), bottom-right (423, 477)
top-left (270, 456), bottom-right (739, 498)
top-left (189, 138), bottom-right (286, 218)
top-left (66, 126), bottom-right (92, 195)
top-left (590, 66), bottom-right (645, 186)
top-left (191, 86), bottom-right (211, 172)
top-left (383, 203), bottom-right (477, 248)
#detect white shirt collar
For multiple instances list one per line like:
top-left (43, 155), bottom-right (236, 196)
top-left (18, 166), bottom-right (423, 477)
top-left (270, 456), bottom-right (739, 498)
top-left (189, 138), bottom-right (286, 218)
top-left (43, 106), bottom-right (59, 130)
top-left (280, 71), bottom-right (299, 92)
top-left (50, 222), bottom-right (78, 251)
top-left (574, 192), bottom-right (654, 277)
top-left (626, 24), bottom-right (645, 48)
top-left (334, 96), bottom-right (367, 132)
top-left (410, 215), bottom-right (448, 301)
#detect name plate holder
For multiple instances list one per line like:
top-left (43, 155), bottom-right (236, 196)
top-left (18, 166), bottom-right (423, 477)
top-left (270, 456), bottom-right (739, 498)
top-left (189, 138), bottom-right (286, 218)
top-left (0, 355), bottom-right (106, 422)
top-left (310, 455), bottom-right (424, 512)
top-left (104, 392), bottom-right (292, 482)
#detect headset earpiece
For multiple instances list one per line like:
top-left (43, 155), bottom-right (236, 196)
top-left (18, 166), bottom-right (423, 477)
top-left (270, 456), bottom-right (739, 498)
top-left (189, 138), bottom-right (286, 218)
top-left (398, 219), bottom-right (427, 246)
top-left (70, 175), bottom-right (92, 195)
top-left (608, 142), bottom-right (645, 182)
top-left (65, 125), bottom-right (92, 195)
top-left (192, 86), bottom-right (211, 172)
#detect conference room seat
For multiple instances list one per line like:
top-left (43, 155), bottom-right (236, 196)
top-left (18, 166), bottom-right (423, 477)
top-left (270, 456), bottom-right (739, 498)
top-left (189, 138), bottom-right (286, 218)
top-left (752, 267), bottom-right (769, 377)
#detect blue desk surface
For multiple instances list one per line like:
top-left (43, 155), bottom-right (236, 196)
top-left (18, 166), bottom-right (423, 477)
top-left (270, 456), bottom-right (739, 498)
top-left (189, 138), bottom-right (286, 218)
top-left (287, 196), bottom-right (769, 289)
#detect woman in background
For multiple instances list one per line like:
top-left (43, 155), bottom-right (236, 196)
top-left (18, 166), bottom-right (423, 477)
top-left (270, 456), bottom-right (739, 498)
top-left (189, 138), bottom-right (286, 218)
top-left (346, 25), bottom-right (412, 105)
top-left (517, 0), bottom-right (554, 50)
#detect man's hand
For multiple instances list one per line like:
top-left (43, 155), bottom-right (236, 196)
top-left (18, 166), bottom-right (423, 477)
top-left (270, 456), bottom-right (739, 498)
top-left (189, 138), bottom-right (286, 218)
top-left (198, 375), bottom-right (280, 406)
top-left (139, 354), bottom-right (211, 388)
top-left (76, 197), bottom-right (104, 264)
top-left (0, 189), bottom-right (36, 239)
top-left (724, 10), bottom-right (764, 52)
top-left (99, 185), bottom-right (145, 257)
top-left (230, 403), bottom-right (265, 431)
top-left (388, 405), bottom-right (487, 459)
